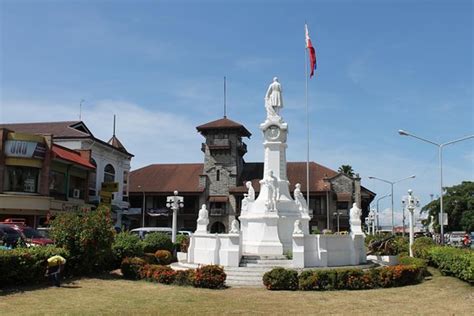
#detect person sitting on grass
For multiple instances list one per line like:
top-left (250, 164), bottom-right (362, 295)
top-left (45, 255), bottom-right (66, 287)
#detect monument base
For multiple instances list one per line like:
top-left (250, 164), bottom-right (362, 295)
top-left (240, 213), bottom-right (283, 256)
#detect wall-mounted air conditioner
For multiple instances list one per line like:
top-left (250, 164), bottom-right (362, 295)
top-left (73, 189), bottom-right (81, 199)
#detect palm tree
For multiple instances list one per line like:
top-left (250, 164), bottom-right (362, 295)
top-left (338, 165), bottom-right (355, 178)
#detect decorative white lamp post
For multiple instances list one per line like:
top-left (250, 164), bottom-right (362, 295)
top-left (402, 189), bottom-right (420, 257)
top-left (398, 130), bottom-right (474, 244)
top-left (166, 190), bottom-right (184, 243)
top-left (369, 175), bottom-right (416, 235)
top-left (368, 209), bottom-right (376, 235)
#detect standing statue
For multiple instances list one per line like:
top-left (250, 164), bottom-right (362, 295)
top-left (229, 218), bottom-right (240, 234)
top-left (293, 183), bottom-right (308, 214)
top-left (196, 204), bottom-right (209, 233)
top-left (349, 203), bottom-right (364, 235)
top-left (293, 220), bottom-right (304, 235)
top-left (241, 181), bottom-right (256, 212)
top-left (428, 215), bottom-right (435, 234)
top-left (265, 77), bottom-right (283, 117)
top-left (263, 170), bottom-right (279, 211)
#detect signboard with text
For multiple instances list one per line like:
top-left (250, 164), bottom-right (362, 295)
top-left (101, 182), bottom-right (119, 192)
top-left (4, 140), bottom-right (46, 159)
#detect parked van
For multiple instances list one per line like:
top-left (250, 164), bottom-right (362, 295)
top-left (129, 227), bottom-right (192, 239)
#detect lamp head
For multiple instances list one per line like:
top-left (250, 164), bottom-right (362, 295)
top-left (368, 176), bottom-right (374, 179)
top-left (398, 129), bottom-right (409, 136)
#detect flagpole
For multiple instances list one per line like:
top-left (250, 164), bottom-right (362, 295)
top-left (305, 23), bottom-right (310, 222)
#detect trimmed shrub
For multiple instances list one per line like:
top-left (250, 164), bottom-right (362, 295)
top-left (429, 246), bottom-right (474, 283)
top-left (174, 269), bottom-right (195, 286)
top-left (112, 232), bottom-right (144, 264)
top-left (143, 233), bottom-right (173, 253)
top-left (412, 237), bottom-right (436, 260)
top-left (152, 265), bottom-right (176, 284)
top-left (0, 246), bottom-right (69, 287)
top-left (121, 257), bottom-right (146, 280)
top-left (50, 206), bottom-right (115, 275)
top-left (263, 267), bottom-right (298, 291)
top-left (143, 253), bottom-right (157, 264)
top-left (155, 250), bottom-right (173, 265)
top-left (298, 270), bottom-right (336, 291)
top-left (194, 265), bottom-right (226, 289)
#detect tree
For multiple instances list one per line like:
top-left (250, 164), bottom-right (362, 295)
top-left (421, 181), bottom-right (474, 232)
top-left (338, 165), bottom-right (355, 178)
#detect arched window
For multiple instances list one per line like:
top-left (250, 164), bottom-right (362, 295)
top-left (210, 221), bottom-right (226, 234)
top-left (104, 164), bottom-right (115, 183)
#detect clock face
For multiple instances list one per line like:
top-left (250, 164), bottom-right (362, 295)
top-left (267, 125), bottom-right (280, 140)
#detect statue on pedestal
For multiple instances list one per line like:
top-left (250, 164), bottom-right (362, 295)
top-left (263, 170), bottom-right (279, 211)
top-left (293, 220), bottom-right (304, 235)
top-left (349, 203), bottom-right (364, 235)
top-left (293, 183), bottom-right (308, 214)
top-left (265, 77), bottom-right (283, 119)
top-left (242, 181), bottom-right (255, 211)
top-left (196, 204), bottom-right (209, 233)
top-left (229, 218), bottom-right (240, 234)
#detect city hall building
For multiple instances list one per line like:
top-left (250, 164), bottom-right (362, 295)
top-left (129, 117), bottom-right (375, 233)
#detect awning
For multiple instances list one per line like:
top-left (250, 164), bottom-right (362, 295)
top-left (209, 196), bottom-right (228, 203)
top-left (52, 145), bottom-right (95, 169)
top-left (336, 193), bottom-right (352, 202)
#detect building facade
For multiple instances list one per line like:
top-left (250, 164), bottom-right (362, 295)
top-left (0, 128), bottom-right (95, 227)
top-left (129, 117), bottom-right (375, 233)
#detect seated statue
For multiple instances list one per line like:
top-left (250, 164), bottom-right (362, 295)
top-left (349, 203), bottom-right (364, 235)
top-left (293, 183), bottom-right (308, 214)
top-left (196, 204), bottom-right (209, 233)
top-left (229, 218), bottom-right (240, 234)
top-left (293, 220), bottom-right (304, 235)
top-left (242, 181), bottom-right (255, 212)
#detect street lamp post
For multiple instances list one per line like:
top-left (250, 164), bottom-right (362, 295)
top-left (375, 193), bottom-right (391, 233)
top-left (398, 130), bottom-right (474, 244)
top-left (369, 175), bottom-right (416, 235)
top-left (138, 185), bottom-right (146, 227)
top-left (402, 189), bottom-right (420, 257)
top-left (166, 190), bottom-right (184, 243)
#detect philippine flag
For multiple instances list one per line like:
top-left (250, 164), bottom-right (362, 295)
top-left (305, 24), bottom-right (317, 78)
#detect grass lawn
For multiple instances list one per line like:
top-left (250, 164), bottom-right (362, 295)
top-left (1, 268), bottom-right (472, 315)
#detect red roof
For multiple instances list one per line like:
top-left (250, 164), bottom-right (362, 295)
top-left (196, 118), bottom-right (251, 137)
top-left (129, 161), bottom-right (339, 194)
top-left (52, 145), bottom-right (96, 169)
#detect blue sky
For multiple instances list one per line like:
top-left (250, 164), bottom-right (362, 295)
top-left (1, 0), bottom-right (473, 224)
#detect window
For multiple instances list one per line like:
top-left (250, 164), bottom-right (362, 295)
top-left (216, 170), bottom-right (220, 181)
top-left (104, 164), bottom-right (115, 183)
top-left (336, 201), bottom-right (349, 210)
top-left (4, 166), bottom-right (40, 193)
top-left (69, 176), bottom-right (85, 199)
top-left (89, 159), bottom-right (97, 196)
top-left (123, 170), bottom-right (129, 197)
top-left (49, 170), bottom-right (66, 199)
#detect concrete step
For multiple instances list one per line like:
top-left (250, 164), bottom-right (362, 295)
top-left (241, 255), bottom-right (287, 260)
top-left (240, 263), bottom-right (293, 268)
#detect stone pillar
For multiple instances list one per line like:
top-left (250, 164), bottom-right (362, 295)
top-left (292, 234), bottom-right (305, 268)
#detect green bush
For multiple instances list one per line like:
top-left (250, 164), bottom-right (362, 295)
top-left (140, 264), bottom-right (177, 284)
top-left (393, 237), bottom-right (409, 256)
top-left (174, 269), bottom-right (195, 286)
top-left (0, 246), bottom-right (69, 287)
top-left (50, 206), bottom-right (115, 275)
top-left (155, 250), bottom-right (173, 265)
top-left (298, 270), bottom-right (336, 291)
top-left (412, 237), bottom-right (436, 260)
top-left (429, 246), bottom-right (474, 283)
top-left (142, 253), bottom-right (157, 264)
top-left (263, 267), bottom-right (298, 291)
top-left (112, 232), bottom-right (144, 265)
top-left (193, 265), bottom-right (226, 289)
top-left (121, 257), bottom-right (146, 280)
top-left (143, 233), bottom-right (173, 253)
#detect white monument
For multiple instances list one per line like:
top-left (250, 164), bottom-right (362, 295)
top-left (184, 77), bottom-right (366, 269)
top-left (195, 204), bottom-right (209, 234)
top-left (349, 203), bottom-right (364, 236)
top-left (239, 77), bottom-right (310, 256)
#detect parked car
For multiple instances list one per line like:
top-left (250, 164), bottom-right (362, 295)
top-left (0, 223), bottom-right (25, 248)
top-left (1, 219), bottom-right (54, 247)
top-left (448, 231), bottom-right (465, 247)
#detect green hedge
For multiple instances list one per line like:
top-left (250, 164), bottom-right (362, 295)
top-left (112, 232), bottom-right (144, 265)
top-left (264, 265), bottom-right (425, 291)
top-left (0, 246), bottom-right (69, 287)
top-left (428, 246), bottom-right (474, 283)
top-left (143, 233), bottom-right (173, 253)
top-left (412, 237), bottom-right (436, 260)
